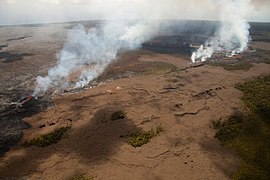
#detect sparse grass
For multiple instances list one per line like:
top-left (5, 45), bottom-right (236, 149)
top-left (22, 126), bottom-right (71, 147)
top-left (213, 76), bottom-right (270, 179)
top-left (255, 49), bottom-right (270, 64)
top-left (111, 110), bottom-right (126, 121)
top-left (210, 118), bottom-right (223, 129)
top-left (207, 61), bottom-right (253, 71)
top-left (128, 126), bottom-right (163, 147)
top-left (69, 172), bottom-right (94, 180)
top-left (236, 76), bottom-right (270, 119)
top-left (214, 114), bottom-right (243, 144)
top-left (142, 61), bottom-right (177, 75)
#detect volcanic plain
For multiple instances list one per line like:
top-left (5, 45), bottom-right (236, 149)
top-left (0, 21), bottom-right (270, 179)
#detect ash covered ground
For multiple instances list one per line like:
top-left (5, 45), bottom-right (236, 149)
top-left (0, 20), bottom-right (270, 179)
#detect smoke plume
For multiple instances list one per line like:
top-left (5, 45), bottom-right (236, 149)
top-left (33, 20), bottom-right (160, 96)
top-left (191, 0), bottom-right (253, 63)
top-left (32, 0), bottom-right (254, 96)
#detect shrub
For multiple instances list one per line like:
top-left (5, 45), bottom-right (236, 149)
top-left (128, 126), bottom-right (163, 147)
top-left (236, 76), bottom-right (270, 119)
top-left (214, 115), bottom-right (243, 143)
top-left (213, 76), bottom-right (270, 179)
top-left (111, 111), bottom-right (126, 121)
top-left (210, 118), bottom-right (223, 129)
top-left (22, 126), bottom-right (71, 147)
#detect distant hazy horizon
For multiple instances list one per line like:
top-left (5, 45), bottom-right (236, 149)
top-left (0, 19), bottom-right (269, 27)
top-left (0, 0), bottom-right (269, 26)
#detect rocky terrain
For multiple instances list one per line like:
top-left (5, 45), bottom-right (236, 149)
top-left (0, 21), bottom-right (270, 179)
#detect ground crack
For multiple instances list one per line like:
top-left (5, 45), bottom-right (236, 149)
top-left (112, 158), bottom-right (160, 169)
top-left (145, 150), bottom-right (170, 159)
top-left (174, 102), bottom-right (209, 123)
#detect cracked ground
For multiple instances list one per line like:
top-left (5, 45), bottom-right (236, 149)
top-left (0, 23), bottom-right (270, 180)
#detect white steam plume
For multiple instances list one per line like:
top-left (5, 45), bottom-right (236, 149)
top-left (33, 20), bottom-right (160, 96)
top-left (191, 0), bottom-right (252, 63)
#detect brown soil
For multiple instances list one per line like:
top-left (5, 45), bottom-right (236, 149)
top-left (1, 23), bottom-right (270, 180)
top-left (251, 41), bottom-right (270, 51)
top-left (1, 58), bottom-right (270, 179)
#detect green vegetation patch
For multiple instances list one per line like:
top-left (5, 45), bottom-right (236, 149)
top-left (142, 61), bottom-right (177, 75)
top-left (128, 126), bottom-right (163, 147)
top-left (210, 118), bottom-right (223, 129)
top-left (111, 110), bottom-right (126, 121)
top-left (236, 76), bottom-right (270, 119)
top-left (214, 114), bottom-right (243, 144)
top-left (23, 126), bottom-right (71, 147)
top-left (213, 76), bottom-right (270, 179)
top-left (207, 61), bottom-right (253, 71)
